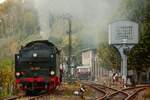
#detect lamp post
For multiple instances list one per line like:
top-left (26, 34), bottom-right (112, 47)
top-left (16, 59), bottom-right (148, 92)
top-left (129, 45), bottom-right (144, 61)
top-left (68, 17), bottom-right (72, 76)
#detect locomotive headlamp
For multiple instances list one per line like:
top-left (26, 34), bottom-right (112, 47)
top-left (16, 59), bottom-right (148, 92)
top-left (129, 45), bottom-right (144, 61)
top-left (16, 72), bottom-right (20, 76)
top-left (17, 55), bottom-right (19, 59)
top-left (50, 55), bottom-right (54, 58)
top-left (33, 53), bottom-right (37, 57)
top-left (50, 71), bottom-right (55, 75)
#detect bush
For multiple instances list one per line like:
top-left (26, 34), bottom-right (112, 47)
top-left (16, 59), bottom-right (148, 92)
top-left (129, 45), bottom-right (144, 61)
top-left (0, 58), bottom-right (15, 98)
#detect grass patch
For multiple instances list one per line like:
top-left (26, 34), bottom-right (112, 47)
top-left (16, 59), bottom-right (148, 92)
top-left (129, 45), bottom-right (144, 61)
top-left (59, 82), bottom-right (80, 96)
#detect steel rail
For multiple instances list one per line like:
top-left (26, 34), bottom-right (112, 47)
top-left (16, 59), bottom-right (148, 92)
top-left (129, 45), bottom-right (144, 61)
top-left (28, 94), bottom-right (50, 100)
top-left (107, 84), bottom-right (150, 100)
top-left (125, 88), bottom-right (145, 100)
top-left (4, 95), bottom-right (25, 100)
top-left (84, 83), bottom-right (107, 99)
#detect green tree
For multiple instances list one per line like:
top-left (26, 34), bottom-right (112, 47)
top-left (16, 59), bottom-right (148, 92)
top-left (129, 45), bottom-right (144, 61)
top-left (119, 0), bottom-right (150, 82)
top-left (0, 58), bottom-right (14, 98)
top-left (97, 43), bottom-right (120, 70)
top-left (0, 1), bottom-right (40, 98)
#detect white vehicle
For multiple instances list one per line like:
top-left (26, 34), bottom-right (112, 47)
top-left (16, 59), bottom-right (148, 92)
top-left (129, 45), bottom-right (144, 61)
top-left (76, 66), bottom-right (91, 80)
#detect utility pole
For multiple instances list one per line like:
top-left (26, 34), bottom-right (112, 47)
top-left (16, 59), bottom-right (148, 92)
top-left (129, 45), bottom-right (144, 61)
top-left (63, 14), bottom-right (72, 78)
top-left (67, 17), bottom-right (72, 77)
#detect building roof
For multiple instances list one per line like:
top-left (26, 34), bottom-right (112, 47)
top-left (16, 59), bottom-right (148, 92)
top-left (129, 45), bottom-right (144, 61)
top-left (76, 66), bottom-right (91, 69)
top-left (81, 48), bottom-right (96, 53)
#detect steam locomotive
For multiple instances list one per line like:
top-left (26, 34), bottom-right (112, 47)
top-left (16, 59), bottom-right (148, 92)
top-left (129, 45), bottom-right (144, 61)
top-left (15, 40), bottom-right (62, 95)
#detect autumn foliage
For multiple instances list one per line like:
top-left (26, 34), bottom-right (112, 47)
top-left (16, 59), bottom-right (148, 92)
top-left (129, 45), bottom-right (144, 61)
top-left (0, 58), bottom-right (14, 98)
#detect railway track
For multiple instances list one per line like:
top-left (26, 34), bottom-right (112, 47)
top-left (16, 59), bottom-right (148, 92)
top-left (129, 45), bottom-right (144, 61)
top-left (4, 94), bottom-right (50, 100)
top-left (106, 84), bottom-right (150, 100)
top-left (86, 84), bottom-right (107, 99)
top-left (84, 82), bottom-right (119, 99)
top-left (84, 82), bottom-right (150, 100)
top-left (93, 83), bottom-right (118, 94)
top-left (28, 94), bottom-right (50, 100)
top-left (107, 90), bottom-right (129, 100)
top-left (4, 83), bottom-right (150, 100)
top-left (4, 95), bottom-right (23, 100)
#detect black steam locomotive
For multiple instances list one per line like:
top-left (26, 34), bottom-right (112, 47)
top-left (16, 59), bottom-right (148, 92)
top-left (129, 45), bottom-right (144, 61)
top-left (15, 40), bottom-right (62, 94)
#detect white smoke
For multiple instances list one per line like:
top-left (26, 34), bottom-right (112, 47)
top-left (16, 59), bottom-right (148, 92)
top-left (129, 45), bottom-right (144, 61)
top-left (33, 0), bottom-right (122, 42)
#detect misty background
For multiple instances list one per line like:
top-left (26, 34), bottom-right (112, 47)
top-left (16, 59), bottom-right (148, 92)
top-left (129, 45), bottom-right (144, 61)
top-left (30, 0), bottom-right (122, 46)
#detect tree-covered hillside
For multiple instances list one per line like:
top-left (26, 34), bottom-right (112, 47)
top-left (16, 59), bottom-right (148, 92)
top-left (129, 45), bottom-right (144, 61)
top-left (120, 0), bottom-right (150, 82)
